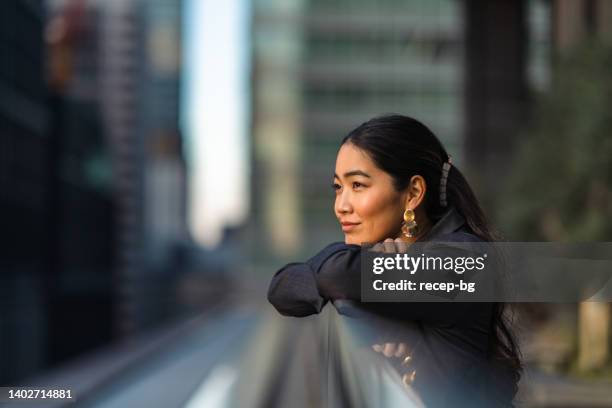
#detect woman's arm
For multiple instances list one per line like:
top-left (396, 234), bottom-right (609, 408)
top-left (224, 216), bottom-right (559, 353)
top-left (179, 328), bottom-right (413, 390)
top-left (267, 261), bottom-right (326, 317)
top-left (312, 242), bottom-right (491, 326)
top-left (268, 240), bottom-right (489, 325)
top-left (267, 242), bottom-right (359, 317)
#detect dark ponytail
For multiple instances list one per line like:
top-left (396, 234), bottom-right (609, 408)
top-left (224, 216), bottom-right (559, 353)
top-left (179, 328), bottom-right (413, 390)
top-left (443, 167), bottom-right (497, 241)
top-left (341, 114), bottom-right (522, 399)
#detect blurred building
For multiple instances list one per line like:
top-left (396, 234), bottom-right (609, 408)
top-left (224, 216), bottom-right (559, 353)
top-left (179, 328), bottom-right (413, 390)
top-left (0, 0), bottom-right (115, 382)
top-left (250, 0), bottom-right (466, 261)
top-left (96, 0), bottom-right (187, 335)
top-left (0, 0), bottom-right (51, 383)
top-left (249, 1), bottom-right (305, 262)
top-left (135, 0), bottom-right (189, 330)
top-left (0, 0), bottom-right (187, 383)
top-left (74, 0), bottom-right (188, 334)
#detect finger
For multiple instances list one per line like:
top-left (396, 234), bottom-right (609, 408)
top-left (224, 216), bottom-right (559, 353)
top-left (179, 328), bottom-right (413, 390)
top-left (395, 342), bottom-right (408, 357)
top-left (372, 243), bottom-right (385, 253)
top-left (383, 238), bottom-right (395, 253)
top-left (372, 343), bottom-right (383, 353)
top-left (394, 238), bottom-right (409, 253)
top-left (383, 342), bottom-right (396, 357)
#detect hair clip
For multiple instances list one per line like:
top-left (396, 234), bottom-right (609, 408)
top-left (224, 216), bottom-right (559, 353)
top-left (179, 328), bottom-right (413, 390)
top-left (439, 155), bottom-right (452, 207)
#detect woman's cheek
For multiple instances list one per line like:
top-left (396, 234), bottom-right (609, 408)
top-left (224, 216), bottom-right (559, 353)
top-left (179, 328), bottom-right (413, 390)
top-left (357, 195), bottom-right (376, 217)
top-left (365, 214), bottom-right (394, 242)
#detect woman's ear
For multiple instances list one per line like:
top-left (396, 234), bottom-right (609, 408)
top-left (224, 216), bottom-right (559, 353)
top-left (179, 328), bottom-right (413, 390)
top-left (405, 175), bottom-right (426, 208)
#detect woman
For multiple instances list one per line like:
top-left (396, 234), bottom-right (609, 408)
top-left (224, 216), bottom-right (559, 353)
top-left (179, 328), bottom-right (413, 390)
top-left (267, 115), bottom-right (521, 407)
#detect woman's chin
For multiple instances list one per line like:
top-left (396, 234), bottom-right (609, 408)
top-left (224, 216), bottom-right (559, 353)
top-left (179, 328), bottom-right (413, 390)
top-left (344, 235), bottom-right (362, 246)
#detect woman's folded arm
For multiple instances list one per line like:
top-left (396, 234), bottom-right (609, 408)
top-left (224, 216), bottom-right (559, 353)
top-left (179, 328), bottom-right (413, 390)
top-left (268, 241), bottom-right (489, 326)
top-left (312, 244), bottom-right (490, 326)
top-left (267, 262), bottom-right (327, 317)
top-left (267, 242), bottom-right (359, 317)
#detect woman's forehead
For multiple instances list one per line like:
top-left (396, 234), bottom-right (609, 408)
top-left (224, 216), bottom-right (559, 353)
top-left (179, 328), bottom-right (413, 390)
top-left (335, 144), bottom-right (377, 173)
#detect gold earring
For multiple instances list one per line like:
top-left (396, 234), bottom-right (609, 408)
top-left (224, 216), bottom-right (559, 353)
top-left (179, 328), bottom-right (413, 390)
top-left (401, 208), bottom-right (418, 238)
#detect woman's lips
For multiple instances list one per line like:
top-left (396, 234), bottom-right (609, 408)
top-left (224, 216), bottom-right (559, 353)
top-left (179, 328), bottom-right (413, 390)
top-left (341, 222), bottom-right (360, 232)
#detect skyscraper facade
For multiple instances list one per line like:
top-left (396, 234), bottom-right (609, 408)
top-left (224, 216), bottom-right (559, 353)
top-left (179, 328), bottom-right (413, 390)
top-left (250, 0), bottom-right (465, 261)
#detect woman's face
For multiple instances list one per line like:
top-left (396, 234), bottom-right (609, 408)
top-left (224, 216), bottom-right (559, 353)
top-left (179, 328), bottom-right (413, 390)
top-left (333, 143), bottom-right (407, 245)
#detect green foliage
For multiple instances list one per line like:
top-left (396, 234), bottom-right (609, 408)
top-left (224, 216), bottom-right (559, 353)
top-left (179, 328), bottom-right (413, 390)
top-left (501, 41), bottom-right (612, 241)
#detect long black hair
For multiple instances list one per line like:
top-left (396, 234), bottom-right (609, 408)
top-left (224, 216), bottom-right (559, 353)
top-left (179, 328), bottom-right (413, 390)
top-left (341, 114), bottom-right (522, 399)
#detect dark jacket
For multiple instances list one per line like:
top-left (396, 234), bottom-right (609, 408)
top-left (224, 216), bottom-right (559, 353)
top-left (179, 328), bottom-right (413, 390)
top-left (267, 207), bottom-right (515, 407)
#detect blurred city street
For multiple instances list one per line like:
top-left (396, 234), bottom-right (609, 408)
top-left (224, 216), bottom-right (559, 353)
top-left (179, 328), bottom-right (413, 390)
top-left (4, 297), bottom-right (612, 407)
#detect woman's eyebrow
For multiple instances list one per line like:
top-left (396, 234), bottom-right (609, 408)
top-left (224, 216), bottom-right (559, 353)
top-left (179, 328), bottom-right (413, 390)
top-left (333, 170), bottom-right (371, 179)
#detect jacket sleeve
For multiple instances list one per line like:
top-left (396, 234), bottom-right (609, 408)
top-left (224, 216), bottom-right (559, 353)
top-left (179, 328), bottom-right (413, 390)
top-left (267, 242), bottom-right (358, 317)
top-left (269, 241), bottom-right (490, 325)
top-left (312, 242), bottom-right (491, 326)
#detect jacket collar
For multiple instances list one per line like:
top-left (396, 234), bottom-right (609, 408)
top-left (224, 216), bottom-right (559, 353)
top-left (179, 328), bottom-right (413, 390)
top-left (419, 206), bottom-right (467, 241)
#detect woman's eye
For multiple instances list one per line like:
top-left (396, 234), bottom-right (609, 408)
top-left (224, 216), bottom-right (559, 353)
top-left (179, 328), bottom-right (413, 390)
top-left (352, 182), bottom-right (363, 189)
top-left (332, 183), bottom-right (341, 191)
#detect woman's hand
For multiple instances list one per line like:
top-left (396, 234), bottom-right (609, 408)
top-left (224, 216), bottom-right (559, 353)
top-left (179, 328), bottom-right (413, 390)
top-left (370, 237), bottom-right (411, 361)
top-left (372, 237), bottom-right (409, 253)
top-left (370, 238), bottom-right (417, 384)
top-left (371, 342), bottom-right (410, 359)
top-left (372, 341), bottom-right (417, 386)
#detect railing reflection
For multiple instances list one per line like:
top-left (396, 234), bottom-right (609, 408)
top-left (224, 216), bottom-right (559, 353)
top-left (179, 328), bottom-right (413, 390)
top-left (322, 301), bottom-right (425, 408)
top-left (222, 301), bottom-right (424, 408)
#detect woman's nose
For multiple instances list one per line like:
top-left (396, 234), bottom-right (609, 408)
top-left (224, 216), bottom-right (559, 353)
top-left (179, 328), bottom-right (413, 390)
top-left (336, 191), bottom-right (353, 214)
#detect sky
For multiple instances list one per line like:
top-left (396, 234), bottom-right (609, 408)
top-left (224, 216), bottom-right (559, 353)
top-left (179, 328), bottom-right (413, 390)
top-left (181, 0), bottom-right (250, 247)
